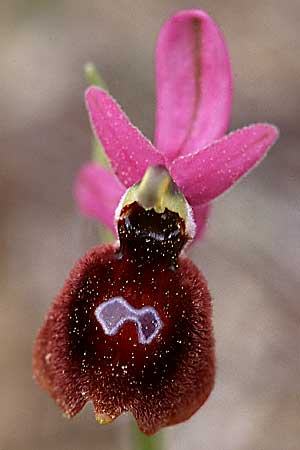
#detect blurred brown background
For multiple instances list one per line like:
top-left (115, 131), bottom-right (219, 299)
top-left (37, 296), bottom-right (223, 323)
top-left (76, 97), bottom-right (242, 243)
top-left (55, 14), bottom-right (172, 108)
top-left (0, 0), bottom-right (299, 449)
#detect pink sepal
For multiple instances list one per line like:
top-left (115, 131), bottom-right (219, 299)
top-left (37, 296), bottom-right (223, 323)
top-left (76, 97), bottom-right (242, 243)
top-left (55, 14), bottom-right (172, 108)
top-left (170, 124), bottom-right (279, 205)
top-left (74, 162), bottom-right (125, 233)
top-left (85, 87), bottom-right (164, 188)
top-left (155, 9), bottom-right (232, 160)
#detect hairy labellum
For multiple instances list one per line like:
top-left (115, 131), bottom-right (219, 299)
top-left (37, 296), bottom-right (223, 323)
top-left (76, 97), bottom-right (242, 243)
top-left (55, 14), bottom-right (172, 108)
top-left (33, 171), bottom-right (215, 435)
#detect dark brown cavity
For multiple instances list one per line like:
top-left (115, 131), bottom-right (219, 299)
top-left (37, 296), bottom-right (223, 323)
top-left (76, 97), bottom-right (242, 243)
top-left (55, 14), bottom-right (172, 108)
top-left (118, 202), bottom-right (188, 268)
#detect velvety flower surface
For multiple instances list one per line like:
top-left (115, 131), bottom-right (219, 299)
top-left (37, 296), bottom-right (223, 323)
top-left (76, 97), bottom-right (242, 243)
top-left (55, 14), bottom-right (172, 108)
top-left (33, 8), bottom-right (279, 437)
top-left (33, 245), bottom-right (214, 434)
top-left (75, 9), bottom-right (278, 241)
top-left (34, 178), bottom-right (215, 435)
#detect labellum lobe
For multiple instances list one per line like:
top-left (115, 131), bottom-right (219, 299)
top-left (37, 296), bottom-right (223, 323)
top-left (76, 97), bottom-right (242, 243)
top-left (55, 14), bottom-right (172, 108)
top-left (33, 166), bottom-right (215, 435)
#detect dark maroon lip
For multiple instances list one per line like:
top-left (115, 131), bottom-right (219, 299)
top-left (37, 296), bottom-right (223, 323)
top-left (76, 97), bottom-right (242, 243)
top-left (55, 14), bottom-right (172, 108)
top-left (33, 235), bottom-right (215, 435)
top-left (33, 200), bottom-right (214, 435)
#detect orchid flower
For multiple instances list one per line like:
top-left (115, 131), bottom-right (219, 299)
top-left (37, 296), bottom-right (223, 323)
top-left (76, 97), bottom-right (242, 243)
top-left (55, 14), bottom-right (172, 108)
top-left (33, 9), bottom-right (279, 436)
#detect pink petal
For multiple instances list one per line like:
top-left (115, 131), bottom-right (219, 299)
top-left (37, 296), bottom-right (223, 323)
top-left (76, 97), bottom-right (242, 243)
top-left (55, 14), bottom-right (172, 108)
top-left (74, 163), bottom-right (125, 233)
top-left (85, 87), bottom-right (164, 187)
top-left (170, 124), bottom-right (279, 205)
top-left (192, 204), bottom-right (211, 241)
top-left (155, 9), bottom-right (232, 160)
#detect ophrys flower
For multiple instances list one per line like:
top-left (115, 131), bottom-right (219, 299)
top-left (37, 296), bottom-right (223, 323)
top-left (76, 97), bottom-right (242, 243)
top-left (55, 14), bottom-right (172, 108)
top-left (33, 9), bottom-right (279, 436)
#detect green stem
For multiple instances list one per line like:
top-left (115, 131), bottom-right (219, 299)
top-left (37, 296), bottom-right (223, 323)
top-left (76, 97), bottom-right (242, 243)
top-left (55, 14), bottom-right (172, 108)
top-left (132, 420), bottom-right (163, 450)
top-left (84, 61), bottom-right (110, 168)
top-left (84, 62), bottom-right (108, 90)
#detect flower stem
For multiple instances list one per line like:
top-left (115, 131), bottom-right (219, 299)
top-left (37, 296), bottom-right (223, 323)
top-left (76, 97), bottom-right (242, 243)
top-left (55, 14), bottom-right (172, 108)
top-left (85, 61), bottom-right (110, 168)
top-left (132, 420), bottom-right (163, 450)
top-left (84, 62), bottom-right (108, 90)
